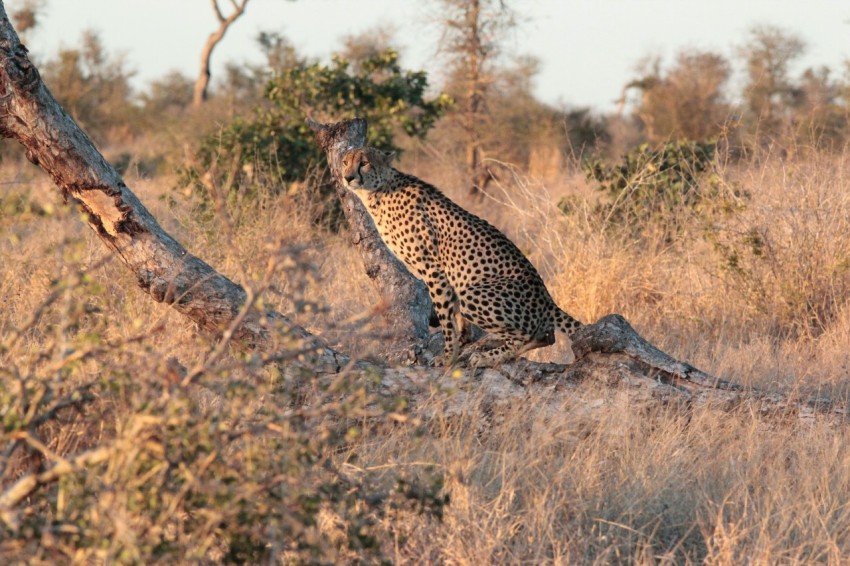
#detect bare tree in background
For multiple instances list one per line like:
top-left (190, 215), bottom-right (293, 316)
top-left (625, 50), bottom-right (732, 144)
top-left (9, 0), bottom-right (44, 42)
top-left (738, 25), bottom-right (805, 144)
top-left (436, 0), bottom-right (515, 197)
top-left (193, 0), bottom-right (249, 107)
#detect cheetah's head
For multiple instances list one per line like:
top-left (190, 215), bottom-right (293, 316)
top-left (341, 147), bottom-right (396, 191)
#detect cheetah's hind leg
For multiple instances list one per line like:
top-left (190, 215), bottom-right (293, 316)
top-left (466, 334), bottom-right (555, 368)
top-left (467, 338), bottom-right (524, 368)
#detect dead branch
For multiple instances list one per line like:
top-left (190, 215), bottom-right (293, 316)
top-left (308, 117), bottom-right (432, 361)
top-left (0, 416), bottom-right (162, 531)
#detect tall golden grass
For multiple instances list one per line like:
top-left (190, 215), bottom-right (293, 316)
top-left (2, 140), bottom-right (850, 562)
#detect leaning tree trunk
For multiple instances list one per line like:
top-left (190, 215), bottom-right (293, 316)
top-left (0, 3), bottom-right (344, 373)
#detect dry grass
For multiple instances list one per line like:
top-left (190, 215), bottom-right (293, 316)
top-left (3, 144), bottom-right (850, 563)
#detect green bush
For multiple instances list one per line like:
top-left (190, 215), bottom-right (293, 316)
top-left (570, 140), bottom-right (727, 240)
top-left (180, 49), bottom-right (451, 228)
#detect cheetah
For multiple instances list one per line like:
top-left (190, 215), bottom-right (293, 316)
top-left (341, 146), bottom-right (582, 367)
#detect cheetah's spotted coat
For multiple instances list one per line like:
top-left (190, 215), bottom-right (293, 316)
top-left (341, 147), bottom-right (582, 367)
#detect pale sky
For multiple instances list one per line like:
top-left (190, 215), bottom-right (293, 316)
top-left (15, 0), bottom-right (850, 112)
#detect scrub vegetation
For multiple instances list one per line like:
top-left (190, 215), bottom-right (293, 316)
top-left (2, 2), bottom-right (850, 562)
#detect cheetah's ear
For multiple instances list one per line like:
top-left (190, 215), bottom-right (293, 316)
top-left (381, 150), bottom-right (397, 165)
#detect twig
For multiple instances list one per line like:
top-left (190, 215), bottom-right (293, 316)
top-left (0, 416), bottom-right (162, 531)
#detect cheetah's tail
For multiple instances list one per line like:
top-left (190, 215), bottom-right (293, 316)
top-left (554, 308), bottom-right (582, 337)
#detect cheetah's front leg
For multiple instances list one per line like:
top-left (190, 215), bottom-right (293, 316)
top-left (425, 273), bottom-right (462, 366)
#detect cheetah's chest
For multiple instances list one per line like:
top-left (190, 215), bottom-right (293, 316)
top-left (367, 190), bottom-right (432, 273)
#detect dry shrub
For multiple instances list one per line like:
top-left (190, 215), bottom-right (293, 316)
top-left (709, 150), bottom-right (850, 338)
top-left (351, 390), bottom-right (850, 564)
top-left (0, 167), bottom-right (444, 563)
